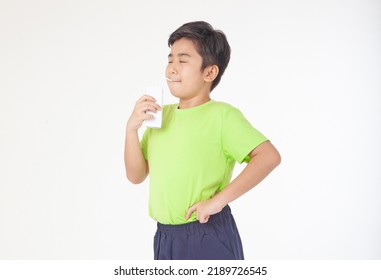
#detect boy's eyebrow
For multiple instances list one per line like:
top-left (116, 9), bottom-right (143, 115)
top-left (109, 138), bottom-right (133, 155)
top-left (168, 53), bottom-right (191, 58)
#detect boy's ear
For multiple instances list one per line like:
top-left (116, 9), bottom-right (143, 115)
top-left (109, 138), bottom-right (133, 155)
top-left (204, 65), bottom-right (219, 82)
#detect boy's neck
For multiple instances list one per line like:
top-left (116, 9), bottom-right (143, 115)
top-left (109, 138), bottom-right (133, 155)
top-left (178, 94), bottom-right (211, 109)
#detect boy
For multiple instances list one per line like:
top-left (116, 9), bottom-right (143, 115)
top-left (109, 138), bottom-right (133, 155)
top-left (124, 21), bottom-right (281, 260)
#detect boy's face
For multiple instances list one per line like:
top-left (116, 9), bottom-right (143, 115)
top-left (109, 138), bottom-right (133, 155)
top-left (166, 38), bottom-right (213, 100)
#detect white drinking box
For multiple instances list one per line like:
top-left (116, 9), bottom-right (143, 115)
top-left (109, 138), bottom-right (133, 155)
top-left (145, 86), bottom-right (163, 128)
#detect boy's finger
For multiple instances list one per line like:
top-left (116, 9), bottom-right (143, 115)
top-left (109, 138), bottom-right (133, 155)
top-left (144, 113), bottom-right (154, 120)
top-left (142, 104), bottom-right (159, 113)
top-left (199, 215), bottom-right (210, 224)
top-left (137, 95), bottom-right (156, 103)
top-left (185, 205), bottom-right (197, 220)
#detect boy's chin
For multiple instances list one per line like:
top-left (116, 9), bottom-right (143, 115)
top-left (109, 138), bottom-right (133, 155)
top-left (169, 89), bottom-right (184, 98)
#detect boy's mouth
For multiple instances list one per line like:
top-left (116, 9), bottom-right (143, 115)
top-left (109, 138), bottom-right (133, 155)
top-left (166, 77), bottom-right (181, 83)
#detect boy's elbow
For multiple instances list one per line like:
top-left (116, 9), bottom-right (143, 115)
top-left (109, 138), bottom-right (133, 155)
top-left (126, 171), bottom-right (146, 185)
top-left (125, 160), bottom-right (149, 185)
top-left (253, 141), bottom-right (281, 168)
top-left (271, 149), bottom-right (281, 168)
top-left (266, 142), bottom-right (281, 169)
top-left (127, 176), bottom-right (143, 185)
top-left (260, 142), bottom-right (281, 170)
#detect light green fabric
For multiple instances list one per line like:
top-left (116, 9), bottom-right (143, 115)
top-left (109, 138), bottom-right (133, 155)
top-left (141, 100), bottom-right (268, 224)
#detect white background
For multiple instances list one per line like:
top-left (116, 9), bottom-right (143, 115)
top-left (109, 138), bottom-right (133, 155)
top-left (1, 0), bottom-right (380, 260)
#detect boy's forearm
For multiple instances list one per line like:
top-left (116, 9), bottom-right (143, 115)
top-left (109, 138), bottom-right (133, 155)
top-left (213, 142), bottom-right (281, 207)
top-left (124, 127), bottom-right (148, 184)
top-left (185, 142), bottom-right (281, 223)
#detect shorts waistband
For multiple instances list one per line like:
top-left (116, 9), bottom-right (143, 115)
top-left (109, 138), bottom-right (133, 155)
top-left (157, 205), bottom-right (232, 232)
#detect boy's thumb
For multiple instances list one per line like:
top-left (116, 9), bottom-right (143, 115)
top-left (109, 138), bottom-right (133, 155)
top-left (185, 205), bottom-right (197, 220)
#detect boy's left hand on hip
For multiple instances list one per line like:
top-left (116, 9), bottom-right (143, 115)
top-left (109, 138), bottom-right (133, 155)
top-left (185, 199), bottom-right (223, 224)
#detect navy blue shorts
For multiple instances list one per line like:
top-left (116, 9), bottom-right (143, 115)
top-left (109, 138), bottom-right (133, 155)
top-left (154, 205), bottom-right (244, 260)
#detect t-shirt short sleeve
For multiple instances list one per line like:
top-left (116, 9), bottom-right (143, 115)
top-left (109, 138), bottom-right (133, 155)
top-left (222, 107), bottom-right (268, 164)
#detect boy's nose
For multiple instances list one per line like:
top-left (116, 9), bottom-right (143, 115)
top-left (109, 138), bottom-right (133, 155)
top-left (167, 64), bottom-right (177, 75)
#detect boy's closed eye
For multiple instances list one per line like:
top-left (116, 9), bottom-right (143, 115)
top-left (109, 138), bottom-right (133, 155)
top-left (167, 60), bottom-right (188, 63)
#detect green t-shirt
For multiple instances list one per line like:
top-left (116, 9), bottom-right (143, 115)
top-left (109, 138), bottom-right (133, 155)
top-left (141, 100), bottom-right (268, 225)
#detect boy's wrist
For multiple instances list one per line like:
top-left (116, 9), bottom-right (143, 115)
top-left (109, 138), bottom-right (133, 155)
top-left (212, 192), bottom-right (229, 210)
top-left (126, 124), bottom-right (139, 134)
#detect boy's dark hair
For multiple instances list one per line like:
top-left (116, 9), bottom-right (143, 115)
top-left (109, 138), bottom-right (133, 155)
top-left (168, 21), bottom-right (231, 91)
